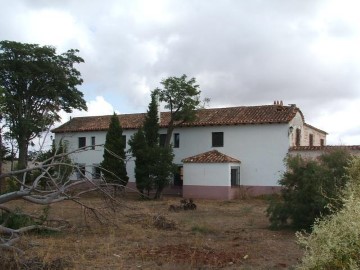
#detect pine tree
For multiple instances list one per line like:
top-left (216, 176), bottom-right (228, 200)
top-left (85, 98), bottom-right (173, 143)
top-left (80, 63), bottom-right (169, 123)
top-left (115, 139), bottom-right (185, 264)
top-left (151, 146), bottom-right (175, 199)
top-left (101, 113), bottom-right (128, 191)
top-left (144, 91), bottom-right (159, 147)
top-left (128, 128), bottom-right (150, 196)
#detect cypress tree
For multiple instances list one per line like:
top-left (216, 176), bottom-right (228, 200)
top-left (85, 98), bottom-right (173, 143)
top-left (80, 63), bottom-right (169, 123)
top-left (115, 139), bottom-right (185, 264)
top-left (101, 113), bottom-right (128, 191)
top-left (130, 91), bottom-right (175, 199)
top-left (128, 128), bottom-right (150, 196)
top-left (144, 91), bottom-right (159, 147)
top-left (151, 146), bottom-right (175, 199)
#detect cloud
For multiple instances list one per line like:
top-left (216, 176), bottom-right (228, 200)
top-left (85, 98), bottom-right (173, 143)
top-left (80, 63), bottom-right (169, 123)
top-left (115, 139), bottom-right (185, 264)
top-left (57, 96), bottom-right (118, 125)
top-left (1, 0), bottom-right (360, 145)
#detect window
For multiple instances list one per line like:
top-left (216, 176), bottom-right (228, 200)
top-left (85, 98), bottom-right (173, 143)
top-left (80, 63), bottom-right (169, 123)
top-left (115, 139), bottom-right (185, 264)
top-left (159, 134), bottom-right (167, 147)
top-left (173, 133), bottom-right (180, 148)
top-left (78, 137), bottom-right (86, 148)
top-left (295, 128), bottom-right (301, 146)
top-left (122, 135), bottom-right (126, 148)
top-left (231, 167), bottom-right (240, 186)
top-left (92, 164), bottom-right (101, 179)
top-left (212, 132), bottom-right (224, 147)
top-left (309, 134), bottom-right (314, 147)
top-left (173, 166), bottom-right (183, 186)
top-left (91, 136), bottom-right (96, 150)
top-left (320, 139), bottom-right (325, 146)
top-left (76, 164), bottom-right (86, 179)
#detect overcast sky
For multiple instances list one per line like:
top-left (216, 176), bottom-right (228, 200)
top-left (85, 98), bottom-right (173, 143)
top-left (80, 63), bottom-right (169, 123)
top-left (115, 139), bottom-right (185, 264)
top-left (1, 0), bottom-right (359, 145)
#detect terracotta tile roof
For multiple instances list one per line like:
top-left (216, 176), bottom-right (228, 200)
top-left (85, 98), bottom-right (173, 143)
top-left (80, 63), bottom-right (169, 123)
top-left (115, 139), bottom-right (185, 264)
top-left (182, 150), bottom-right (240, 163)
top-left (289, 145), bottom-right (360, 151)
top-left (52, 105), bottom-right (301, 133)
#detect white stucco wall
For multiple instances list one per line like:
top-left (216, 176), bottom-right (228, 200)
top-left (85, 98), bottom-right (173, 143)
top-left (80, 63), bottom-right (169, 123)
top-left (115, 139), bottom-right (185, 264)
top-left (54, 129), bottom-right (137, 179)
top-left (288, 112), bottom-right (326, 147)
top-left (54, 122), bottom-right (290, 187)
top-left (303, 125), bottom-right (326, 146)
top-left (183, 163), bottom-right (230, 186)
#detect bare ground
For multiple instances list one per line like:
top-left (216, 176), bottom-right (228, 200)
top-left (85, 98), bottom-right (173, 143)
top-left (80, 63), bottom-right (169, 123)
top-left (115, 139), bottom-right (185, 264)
top-left (3, 195), bottom-right (302, 269)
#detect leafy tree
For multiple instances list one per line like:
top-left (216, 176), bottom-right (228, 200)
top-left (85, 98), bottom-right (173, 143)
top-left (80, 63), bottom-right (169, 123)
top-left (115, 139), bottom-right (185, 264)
top-left (101, 113), bottom-right (128, 190)
top-left (267, 149), bottom-right (351, 230)
top-left (154, 74), bottom-right (205, 147)
top-left (0, 40), bottom-right (87, 171)
top-left (296, 157), bottom-right (360, 269)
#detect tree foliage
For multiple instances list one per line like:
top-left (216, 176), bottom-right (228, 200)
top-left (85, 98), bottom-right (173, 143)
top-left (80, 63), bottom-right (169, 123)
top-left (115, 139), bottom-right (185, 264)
top-left (129, 91), bottom-right (175, 199)
top-left (128, 128), bottom-right (150, 195)
top-left (154, 74), bottom-right (205, 147)
top-left (267, 149), bottom-right (352, 230)
top-left (151, 146), bottom-right (175, 199)
top-left (296, 157), bottom-right (360, 269)
top-left (0, 40), bottom-right (87, 170)
top-left (101, 113), bottom-right (128, 187)
top-left (143, 91), bottom-right (159, 147)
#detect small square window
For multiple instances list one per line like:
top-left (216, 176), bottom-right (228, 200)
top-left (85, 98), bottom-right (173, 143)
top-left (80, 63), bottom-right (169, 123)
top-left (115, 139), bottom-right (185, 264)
top-left (174, 133), bottom-right (180, 148)
top-left (78, 137), bottom-right (86, 148)
top-left (212, 132), bottom-right (224, 147)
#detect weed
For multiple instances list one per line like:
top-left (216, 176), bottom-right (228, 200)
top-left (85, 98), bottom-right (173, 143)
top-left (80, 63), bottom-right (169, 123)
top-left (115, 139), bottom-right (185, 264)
top-left (191, 224), bottom-right (214, 234)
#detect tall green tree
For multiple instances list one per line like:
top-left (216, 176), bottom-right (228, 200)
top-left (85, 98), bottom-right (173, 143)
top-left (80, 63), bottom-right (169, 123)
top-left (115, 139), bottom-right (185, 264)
top-left (144, 91), bottom-right (159, 147)
top-left (129, 92), bottom-right (175, 199)
top-left (267, 149), bottom-right (351, 230)
top-left (154, 74), bottom-right (205, 147)
top-left (101, 113), bottom-right (128, 189)
top-left (129, 92), bottom-right (160, 196)
top-left (0, 40), bottom-right (87, 171)
top-left (128, 128), bottom-right (150, 196)
top-left (151, 146), bottom-right (175, 199)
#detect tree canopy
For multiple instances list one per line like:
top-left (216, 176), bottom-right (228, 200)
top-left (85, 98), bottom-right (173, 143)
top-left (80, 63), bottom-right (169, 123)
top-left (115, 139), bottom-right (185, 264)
top-left (129, 92), bottom-right (175, 199)
top-left (0, 40), bottom-right (87, 170)
top-left (154, 74), bottom-right (205, 147)
top-left (267, 149), bottom-right (352, 230)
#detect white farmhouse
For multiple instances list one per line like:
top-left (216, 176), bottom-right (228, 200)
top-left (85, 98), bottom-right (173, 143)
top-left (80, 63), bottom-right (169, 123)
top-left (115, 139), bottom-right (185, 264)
top-left (52, 102), bottom-right (327, 199)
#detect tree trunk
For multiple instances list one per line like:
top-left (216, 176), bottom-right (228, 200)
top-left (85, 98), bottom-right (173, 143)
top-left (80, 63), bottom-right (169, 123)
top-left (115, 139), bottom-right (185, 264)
top-left (17, 136), bottom-right (28, 182)
top-left (165, 125), bottom-right (174, 148)
top-left (154, 188), bottom-right (163, 200)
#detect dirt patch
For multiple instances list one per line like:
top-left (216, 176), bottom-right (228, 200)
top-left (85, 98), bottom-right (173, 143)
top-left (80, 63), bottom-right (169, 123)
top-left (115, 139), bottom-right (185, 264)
top-left (2, 196), bottom-right (302, 269)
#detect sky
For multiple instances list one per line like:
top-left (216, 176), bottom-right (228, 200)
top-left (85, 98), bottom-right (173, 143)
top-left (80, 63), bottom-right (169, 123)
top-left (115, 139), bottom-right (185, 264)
top-left (0, 0), bottom-right (359, 145)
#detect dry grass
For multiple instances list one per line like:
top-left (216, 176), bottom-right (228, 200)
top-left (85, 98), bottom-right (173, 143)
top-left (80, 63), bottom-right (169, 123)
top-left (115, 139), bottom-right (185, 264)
top-left (2, 195), bottom-right (302, 269)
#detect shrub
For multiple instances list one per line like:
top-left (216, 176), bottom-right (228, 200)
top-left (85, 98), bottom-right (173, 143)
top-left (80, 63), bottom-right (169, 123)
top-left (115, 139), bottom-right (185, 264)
top-left (267, 149), bottom-right (351, 230)
top-left (0, 206), bottom-right (50, 230)
top-left (296, 157), bottom-right (360, 269)
top-left (0, 208), bottom-right (34, 229)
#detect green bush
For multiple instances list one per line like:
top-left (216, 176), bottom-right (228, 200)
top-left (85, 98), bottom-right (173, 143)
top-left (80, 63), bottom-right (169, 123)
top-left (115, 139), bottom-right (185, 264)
top-left (0, 208), bottom-right (34, 229)
top-left (0, 206), bottom-right (50, 230)
top-left (267, 149), bottom-right (351, 230)
top-left (296, 157), bottom-right (360, 269)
